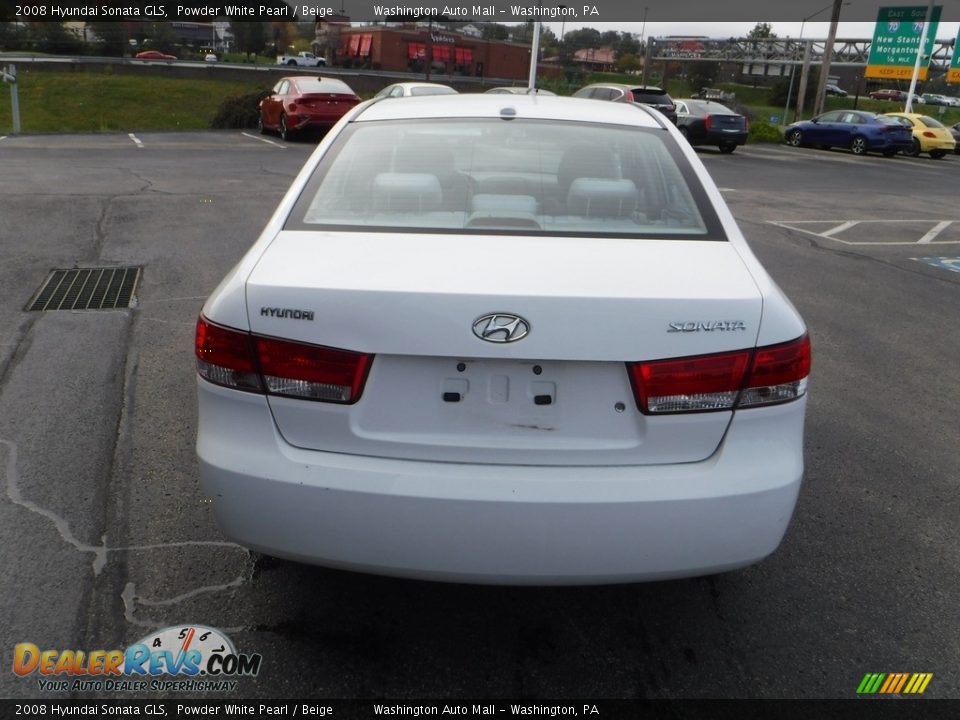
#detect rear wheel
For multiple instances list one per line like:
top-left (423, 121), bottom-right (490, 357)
top-left (718, 142), bottom-right (736, 154)
top-left (286, 59), bottom-right (297, 66)
top-left (280, 114), bottom-right (292, 142)
top-left (929, 150), bottom-right (946, 159)
top-left (678, 126), bottom-right (689, 141)
top-left (850, 135), bottom-right (868, 155)
top-left (786, 129), bottom-right (803, 147)
top-left (257, 114), bottom-right (266, 135)
top-left (903, 139), bottom-right (921, 157)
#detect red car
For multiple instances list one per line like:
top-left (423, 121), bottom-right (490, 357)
top-left (258, 77), bottom-right (361, 141)
top-left (869, 88), bottom-right (905, 101)
top-left (135, 50), bottom-right (177, 61)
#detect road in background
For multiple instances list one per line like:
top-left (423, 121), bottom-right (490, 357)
top-left (1, 134), bottom-right (958, 699)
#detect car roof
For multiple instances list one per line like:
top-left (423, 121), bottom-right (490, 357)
top-left (354, 94), bottom-right (663, 128)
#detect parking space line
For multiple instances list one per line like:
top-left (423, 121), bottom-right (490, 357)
top-left (917, 221), bottom-right (953, 245)
top-left (128, 133), bottom-right (144, 149)
top-left (821, 220), bottom-right (860, 238)
top-left (240, 132), bottom-right (287, 149)
top-left (768, 219), bottom-right (960, 246)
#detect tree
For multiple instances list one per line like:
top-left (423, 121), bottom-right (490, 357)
top-left (481, 23), bottom-right (509, 41)
top-left (617, 53), bottom-right (641, 74)
top-left (87, 22), bottom-right (127, 56)
top-left (230, 21), bottom-right (268, 59)
top-left (688, 61), bottom-right (719, 90)
top-left (746, 23), bottom-right (777, 40)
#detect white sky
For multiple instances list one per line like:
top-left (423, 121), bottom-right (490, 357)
top-left (543, 21), bottom-right (960, 42)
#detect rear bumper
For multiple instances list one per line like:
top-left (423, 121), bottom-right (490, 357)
top-left (197, 380), bottom-right (806, 585)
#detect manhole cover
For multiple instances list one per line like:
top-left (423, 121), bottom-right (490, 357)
top-left (26, 267), bottom-right (142, 311)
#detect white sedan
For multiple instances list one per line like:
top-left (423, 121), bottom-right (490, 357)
top-left (196, 95), bottom-right (810, 585)
top-left (373, 82), bottom-right (458, 99)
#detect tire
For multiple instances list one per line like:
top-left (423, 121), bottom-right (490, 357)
top-left (257, 114), bottom-right (266, 135)
top-left (850, 135), bottom-right (868, 155)
top-left (279, 114), bottom-right (292, 142)
top-left (718, 142), bottom-right (736, 154)
top-left (786, 129), bottom-right (803, 147)
top-left (903, 139), bottom-right (921, 158)
top-left (929, 150), bottom-right (946, 159)
top-left (678, 126), bottom-right (689, 140)
top-left (286, 59), bottom-right (296, 66)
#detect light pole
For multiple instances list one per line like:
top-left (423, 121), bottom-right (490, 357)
top-left (784, 2), bottom-right (832, 124)
top-left (639, 7), bottom-right (649, 85)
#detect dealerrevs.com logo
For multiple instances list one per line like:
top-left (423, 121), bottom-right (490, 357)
top-left (13, 625), bottom-right (262, 693)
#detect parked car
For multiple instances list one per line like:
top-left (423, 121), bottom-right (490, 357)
top-left (674, 98), bottom-right (748, 153)
top-left (204, 53), bottom-right (218, 63)
top-left (572, 83), bottom-right (677, 124)
top-left (949, 122), bottom-right (960, 154)
top-left (868, 88), bottom-right (905, 101)
top-left (920, 93), bottom-right (949, 106)
top-left (135, 50), bottom-right (176, 61)
top-left (825, 84), bottom-right (848, 97)
top-left (196, 94), bottom-right (811, 584)
top-left (784, 110), bottom-right (914, 156)
top-left (485, 87), bottom-right (556, 95)
top-left (258, 77), bottom-right (361, 141)
top-left (882, 112), bottom-right (957, 159)
top-left (373, 82), bottom-right (458, 99)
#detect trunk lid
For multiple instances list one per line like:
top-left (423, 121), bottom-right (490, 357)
top-left (245, 231), bottom-right (763, 465)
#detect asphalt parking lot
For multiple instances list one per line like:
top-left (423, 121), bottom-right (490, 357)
top-left (1, 132), bottom-right (958, 700)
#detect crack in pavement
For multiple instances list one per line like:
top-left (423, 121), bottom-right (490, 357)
top-left (1, 437), bottom-right (251, 631)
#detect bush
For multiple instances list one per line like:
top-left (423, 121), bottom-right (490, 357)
top-left (748, 119), bottom-right (783, 144)
top-left (210, 89), bottom-right (272, 129)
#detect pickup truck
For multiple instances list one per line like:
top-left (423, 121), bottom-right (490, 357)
top-left (277, 52), bottom-right (326, 67)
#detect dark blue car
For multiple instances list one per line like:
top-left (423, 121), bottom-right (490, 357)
top-left (784, 110), bottom-right (914, 156)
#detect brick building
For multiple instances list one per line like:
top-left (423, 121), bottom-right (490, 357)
top-left (334, 25), bottom-right (533, 80)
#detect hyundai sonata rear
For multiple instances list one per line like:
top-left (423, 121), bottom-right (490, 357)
top-left (196, 95), bottom-right (810, 584)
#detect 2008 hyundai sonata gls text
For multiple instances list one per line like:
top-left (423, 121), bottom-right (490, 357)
top-left (196, 95), bottom-right (810, 585)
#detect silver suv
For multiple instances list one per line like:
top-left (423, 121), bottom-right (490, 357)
top-left (573, 83), bottom-right (678, 124)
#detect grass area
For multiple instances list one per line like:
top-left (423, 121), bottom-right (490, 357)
top-left (0, 69), bottom-right (270, 134)
top-left (1, 66), bottom-right (956, 136)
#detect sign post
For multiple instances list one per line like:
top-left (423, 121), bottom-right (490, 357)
top-left (865, 5), bottom-right (941, 81)
top-left (1, 63), bottom-right (19, 135)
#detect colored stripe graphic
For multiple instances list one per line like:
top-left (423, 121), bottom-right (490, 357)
top-left (858, 673), bottom-right (932, 694)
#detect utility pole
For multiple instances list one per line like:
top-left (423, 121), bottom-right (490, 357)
top-left (812, 0), bottom-right (843, 117)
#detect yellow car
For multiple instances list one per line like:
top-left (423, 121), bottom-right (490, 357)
top-left (882, 112), bottom-right (957, 159)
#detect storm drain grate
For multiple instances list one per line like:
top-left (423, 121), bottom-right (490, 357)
top-left (26, 267), bottom-right (142, 311)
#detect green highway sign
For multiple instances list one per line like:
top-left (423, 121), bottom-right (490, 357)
top-left (866, 5), bottom-right (941, 80)
top-left (949, 28), bottom-right (960, 83)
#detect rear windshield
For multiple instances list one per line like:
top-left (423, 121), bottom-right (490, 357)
top-left (632, 89), bottom-right (671, 104)
top-left (295, 79), bottom-right (354, 95)
top-left (919, 116), bottom-right (945, 128)
top-left (411, 86), bottom-right (457, 96)
top-left (287, 118), bottom-right (722, 239)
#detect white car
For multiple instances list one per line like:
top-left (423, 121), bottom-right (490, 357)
top-left (373, 82), bottom-right (458, 99)
top-left (196, 95), bottom-right (811, 585)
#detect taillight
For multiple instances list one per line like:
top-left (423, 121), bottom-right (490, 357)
top-left (195, 316), bottom-right (372, 404)
top-left (743, 116), bottom-right (750, 131)
top-left (255, 335), bottom-right (371, 403)
top-left (195, 317), bottom-right (262, 393)
top-left (922, 130), bottom-right (936, 138)
top-left (627, 335), bottom-right (810, 414)
top-left (704, 114), bottom-right (712, 131)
